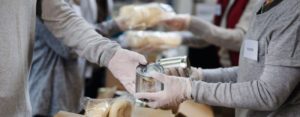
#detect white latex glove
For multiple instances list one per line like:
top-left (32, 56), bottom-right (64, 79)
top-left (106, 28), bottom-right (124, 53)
top-left (108, 49), bottom-right (147, 94)
top-left (115, 16), bottom-right (130, 31)
top-left (166, 67), bottom-right (203, 81)
top-left (135, 72), bottom-right (192, 108)
top-left (160, 14), bottom-right (191, 31)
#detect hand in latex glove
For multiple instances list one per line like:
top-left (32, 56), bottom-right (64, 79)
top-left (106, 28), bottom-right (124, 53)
top-left (115, 16), bottom-right (130, 31)
top-left (108, 49), bottom-right (147, 94)
top-left (135, 72), bottom-right (192, 108)
top-left (166, 67), bottom-right (203, 81)
top-left (160, 14), bottom-right (191, 31)
top-left (116, 16), bottom-right (147, 30)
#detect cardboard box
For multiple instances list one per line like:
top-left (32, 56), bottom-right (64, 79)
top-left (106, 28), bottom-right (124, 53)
top-left (54, 111), bottom-right (84, 117)
top-left (54, 101), bottom-right (213, 117)
top-left (132, 107), bottom-right (174, 117)
top-left (54, 106), bottom-right (174, 117)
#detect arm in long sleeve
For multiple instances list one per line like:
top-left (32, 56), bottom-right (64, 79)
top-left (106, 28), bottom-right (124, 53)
top-left (179, 31), bottom-right (211, 48)
top-left (192, 65), bottom-right (300, 111)
top-left (201, 67), bottom-right (238, 83)
top-left (41, 0), bottom-right (121, 67)
top-left (186, 17), bottom-right (245, 51)
top-left (185, 0), bottom-right (258, 51)
top-left (95, 20), bottom-right (122, 37)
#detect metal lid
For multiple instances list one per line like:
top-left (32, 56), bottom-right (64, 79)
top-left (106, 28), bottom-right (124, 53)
top-left (136, 63), bottom-right (164, 77)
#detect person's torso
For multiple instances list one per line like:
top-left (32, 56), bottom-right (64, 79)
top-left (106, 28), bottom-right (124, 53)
top-left (215, 0), bottom-right (251, 66)
top-left (0, 0), bottom-right (36, 116)
top-left (237, 0), bottom-right (300, 116)
top-left (29, 17), bottom-right (84, 116)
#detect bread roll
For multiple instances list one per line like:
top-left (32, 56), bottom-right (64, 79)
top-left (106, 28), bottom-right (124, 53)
top-left (86, 102), bottom-right (110, 117)
top-left (119, 4), bottom-right (167, 30)
top-left (108, 99), bottom-right (132, 117)
top-left (126, 31), bottom-right (181, 48)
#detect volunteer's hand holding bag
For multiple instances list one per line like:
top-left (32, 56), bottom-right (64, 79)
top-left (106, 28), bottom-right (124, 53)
top-left (160, 14), bottom-right (191, 31)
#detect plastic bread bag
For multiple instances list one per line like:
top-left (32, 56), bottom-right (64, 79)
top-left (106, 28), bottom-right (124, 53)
top-left (82, 97), bottom-right (112, 117)
top-left (125, 31), bottom-right (182, 49)
top-left (82, 96), bottom-right (135, 117)
top-left (119, 3), bottom-right (175, 30)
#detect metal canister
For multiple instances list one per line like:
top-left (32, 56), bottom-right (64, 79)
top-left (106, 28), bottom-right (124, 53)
top-left (156, 56), bottom-right (192, 77)
top-left (136, 63), bottom-right (164, 93)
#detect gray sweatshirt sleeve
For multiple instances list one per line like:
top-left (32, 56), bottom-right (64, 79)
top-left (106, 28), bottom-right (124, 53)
top-left (41, 0), bottom-right (121, 67)
top-left (186, 17), bottom-right (245, 51)
top-left (185, 0), bottom-right (258, 51)
top-left (179, 31), bottom-right (211, 48)
top-left (95, 20), bottom-right (122, 37)
top-left (202, 67), bottom-right (238, 83)
top-left (192, 65), bottom-right (300, 111)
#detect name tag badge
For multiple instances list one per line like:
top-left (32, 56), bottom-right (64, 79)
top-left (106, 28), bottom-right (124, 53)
top-left (215, 4), bottom-right (222, 16)
top-left (243, 39), bottom-right (258, 61)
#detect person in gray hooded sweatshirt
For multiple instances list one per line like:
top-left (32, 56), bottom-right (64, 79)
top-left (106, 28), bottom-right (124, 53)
top-left (29, 0), bottom-right (130, 116)
top-left (136, 0), bottom-right (300, 116)
top-left (0, 0), bottom-right (146, 116)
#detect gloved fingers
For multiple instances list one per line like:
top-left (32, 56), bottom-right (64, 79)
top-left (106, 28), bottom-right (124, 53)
top-left (160, 18), bottom-right (177, 29)
top-left (169, 68), bottom-right (180, 76)
top-left (116, 15), bottom-right (130, 22)
top-left (159, 16), bottom-right (174, 23)
top-left (174, 22), bottom-right (184, 30)
top-left (147, 101), bottom-right (160, 109)
top-left (165, 68), bottom-right (171, 75)
top-left (138, 54), bottom-right (147, 65)
top-left (131, 51), bottom-right (147, 65)
top-left (191, 67), bottom-right (198, 72)
top-left (123, 81), bottom-right (135, 94)
top-left (129, 82), bottom-right (136, 94)
top-left (177, 67), bottom-right (187, 77)
top-left (165, 22), bottom-right (179, 30)
top-left (190, 67), bottom-right (203, 80)
top-left (150, 72), bottom-right (168, 83)
top-left (134, 92), bottom-right (161, 100)
top-left (115, 16), bottom-right (130, 31)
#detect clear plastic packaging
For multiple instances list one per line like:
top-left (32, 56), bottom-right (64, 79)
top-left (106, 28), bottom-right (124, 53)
top-left (82, 96), bottom-right (134, 117)
top-left (125, 31), bottom-right (182, 49)
top-left (119, 3), bottom-right (175, 30)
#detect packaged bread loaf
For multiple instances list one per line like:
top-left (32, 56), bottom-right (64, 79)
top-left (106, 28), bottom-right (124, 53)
top-left (109, 99), bottom-right (132, 117)
top-left (125, 31), bottom-right (182, 49)
top-left (85, 99), bottom-right (111, 117)
top-left (83, 97), bottom-right (133, 117)
top-left (119, 3), bottom-right (174, 30)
